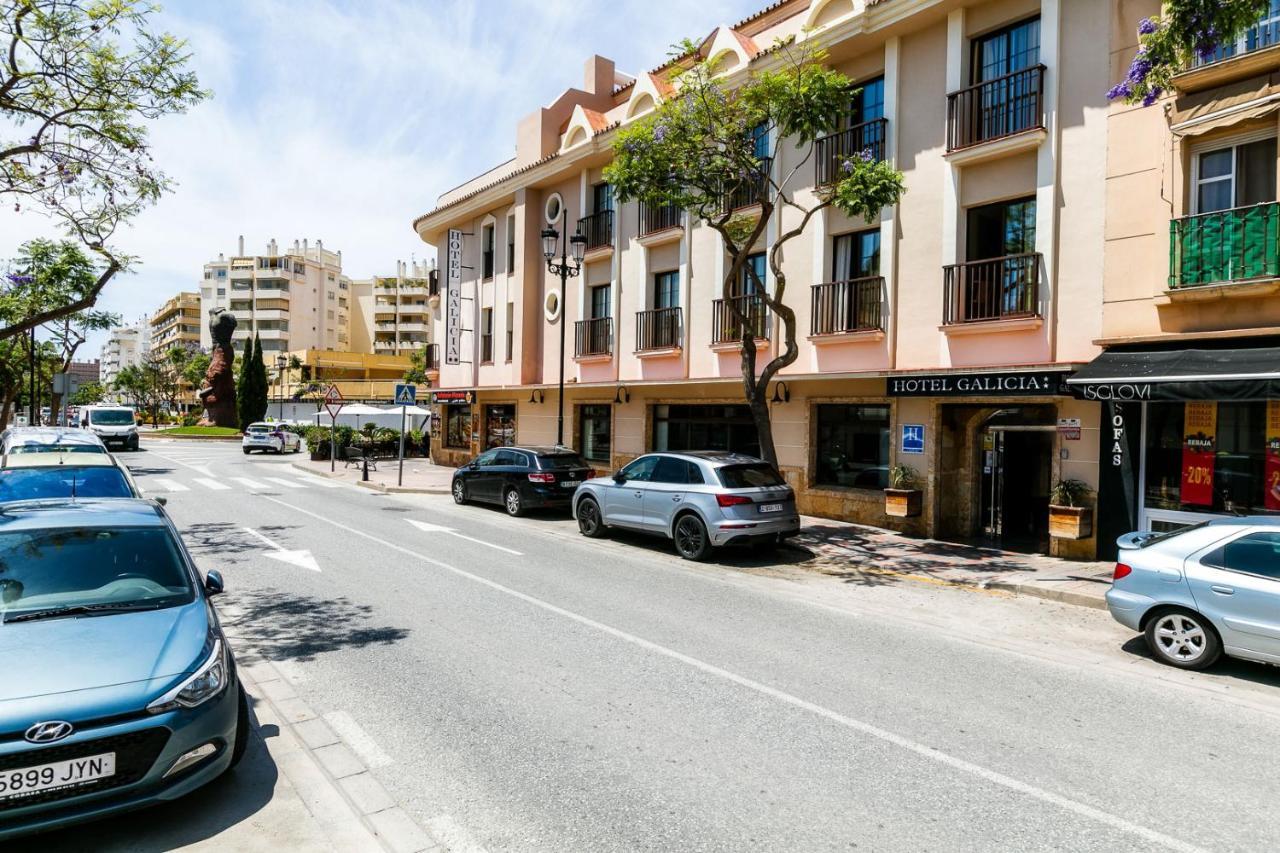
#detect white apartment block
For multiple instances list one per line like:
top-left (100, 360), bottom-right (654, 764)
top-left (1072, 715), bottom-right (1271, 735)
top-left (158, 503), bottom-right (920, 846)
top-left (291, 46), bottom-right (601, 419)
top-left (200, 237), bottom-right (350, 355)
top-left (349, 260), bottom-right (436, 357)
top-left (100, 322), bottom-right (151, 393)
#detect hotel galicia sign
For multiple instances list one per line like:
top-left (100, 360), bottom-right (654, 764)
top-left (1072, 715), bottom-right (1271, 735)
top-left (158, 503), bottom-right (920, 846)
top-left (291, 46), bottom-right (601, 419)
top-left (887, 370), bottom-right (1070, 397)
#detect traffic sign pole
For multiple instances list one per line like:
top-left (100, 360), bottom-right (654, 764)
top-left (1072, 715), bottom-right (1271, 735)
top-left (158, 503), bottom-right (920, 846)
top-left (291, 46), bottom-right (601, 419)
top-left (323, 384), bottom-right (344, 472)
top-left (398, 405), bottom-right (406, 487)
top-left (393, 383), bottom-right (416, 488)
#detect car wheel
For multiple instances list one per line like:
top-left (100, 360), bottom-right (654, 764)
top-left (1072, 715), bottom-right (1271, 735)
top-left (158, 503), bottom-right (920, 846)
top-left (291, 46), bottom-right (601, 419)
top-left (452, 479), bottom-right (467, 505)
top-left (1144, 608), bottom-right (1222, 670)
top-left (504, 487), bottom-right (526, 518)
top-left (673, 513), bottom-right (712, 561)
top-left (292, 442), bottom-right (301, 454)
top-left (242, 447), bottom-right (251, 455)
top-left (229, 685), bottom-right (250, 769)
top-left (577, 497), bottom-right (607, 538)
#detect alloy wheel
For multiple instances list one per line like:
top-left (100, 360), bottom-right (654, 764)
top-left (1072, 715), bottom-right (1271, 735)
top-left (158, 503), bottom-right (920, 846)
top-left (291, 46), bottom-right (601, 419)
top-left (505, 489), bottom-right (522, 516)
top-left (675, 517), bottom-right (705, 558)
top-left (578, 501), bottom-right (600, 536)
top-left (452, 480), bottom-right (466, 504)
top-left (1152, 612), bottom-right (1208, 664)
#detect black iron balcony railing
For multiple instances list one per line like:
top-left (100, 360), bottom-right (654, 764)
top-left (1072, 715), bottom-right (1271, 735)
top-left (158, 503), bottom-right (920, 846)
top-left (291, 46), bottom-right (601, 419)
top-left (425, 343), bottom-right (440, 371)
top-left (1170, 202), bottom-right (1280, 288)
top-left (712, 294), bottom-right (770, 344)
top-left (636, 306), bottom-right (682, 351)
top-left (811, 277), bottom-right (884, 335)
top-left (1192, 9), bottom-right (1280, 67)
top-left (641, 202), bottom-right (683, 236)
top-left (815, 118), bottom-right (889, 185)
top-left (428, 269), bottom-right (440, 297)
top-left (575, 317), bottom-right (613, 357)
top-left (721, 157), bottom-right (773, 212)
top-left (943, 253), bottom-right (1041, 324)
top-left (578, 210), bottom-right (614, 251)
top-left (946, 65), bottom-right (1045, 152)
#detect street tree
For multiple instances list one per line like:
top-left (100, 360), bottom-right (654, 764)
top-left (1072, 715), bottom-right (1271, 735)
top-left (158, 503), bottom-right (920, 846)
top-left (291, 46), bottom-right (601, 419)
top-left (236, 334), bottom-right (267, 429)
top-left (43, 303), bottom-right (118, 421)
top-left (402, 344), bottom-right (433, 386)
top-left (1109, 1), bottom-right (1271, 105)
top-left (0, 0), bottom-right (207, 340)
top-left (68, 379), bottom-right (103, 406)
top-left (605, 38), bottom-right (905, 466)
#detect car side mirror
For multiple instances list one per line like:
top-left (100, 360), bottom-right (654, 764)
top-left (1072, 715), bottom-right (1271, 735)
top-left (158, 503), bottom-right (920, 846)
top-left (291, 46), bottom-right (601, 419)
top-left (612, 472), bottom-right (626, 484)
top-left (467, 461), bottom-right (479, 470)
top-left (155, 496), bottom-right (167, 507)
top-left (204, 570), bottom-right (225, 597)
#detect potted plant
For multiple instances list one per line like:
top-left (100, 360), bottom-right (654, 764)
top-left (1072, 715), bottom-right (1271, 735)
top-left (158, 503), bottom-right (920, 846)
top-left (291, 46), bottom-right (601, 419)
top-left (884, 464), bottom-right (922, 518)
top-left (1049, 478), bottom-right (1094, 540)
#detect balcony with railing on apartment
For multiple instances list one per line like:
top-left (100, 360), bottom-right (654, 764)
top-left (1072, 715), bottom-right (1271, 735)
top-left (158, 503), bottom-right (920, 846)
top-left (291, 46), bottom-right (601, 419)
top-left (1175, 4), bottom-right (1280, 92)
top-left (575, 317), bottom-right (612, 358)
top-left (721, 158), bottom-right (772, 212)
top-left (640, 202), bottom-right (682, 238)
top-left (810, 277), bottom-right (884, 338)
top-left (578, 210), bottom-right (614, 253)
top-left (711, 294), bottom-right (770, 346)
top-left (636, 307), bottom-right (682, 353)
top-left (1169, 202), bottom-right (1280, 290)
top-left (946, 65), bottom-right (1045, 155)
top-left (815, 119), bottom-right (888, 185)
top-left (943, 253), bottom-right (1042, 327)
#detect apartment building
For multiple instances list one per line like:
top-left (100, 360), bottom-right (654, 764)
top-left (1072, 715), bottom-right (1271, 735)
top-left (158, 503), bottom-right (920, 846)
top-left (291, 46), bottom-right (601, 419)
top-left (414, 0), bottom-right (1114, 557)
top-left (150, 291), bottom-right (201, 354)
top-left (199, 237), bottom-right (349, 356)
top-left (349, 261), bottom-right (438, 359)
top-left (100, 322), bottom-right (151, 392)
top-left (1062, 1), bottom-right (1280, 554)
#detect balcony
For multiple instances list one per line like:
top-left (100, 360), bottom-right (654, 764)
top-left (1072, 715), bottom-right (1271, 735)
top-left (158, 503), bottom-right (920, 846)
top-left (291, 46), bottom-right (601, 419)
top-left (578, 210), bottom-right (614, 252)
top-left (397, 321), bottom-right (428, 333)
top-left (428, 270), bottom-right (440, 297)
top-left (399, 283), bottom-right (429, 296)
top-left (636, 307), bottom-right (682, 352)
top-left (946, 65), bottom-right (1045, 153)
top-left (815, 119), bottom-right (889, 186)
top-left (575, 317), bottom-right (613, 358)
top-left (641, 202), bottom-right (682, 237)
top-left (1169, 202), bottom-right (1280, 289)
top-left (374, 340), bottom-right (398, 351)
top-left (721, 158), bottom-right (772, 212)
top-left (425, 343), bottom-right (440, 371)
top-left (810, 277), bottom-right (884, 336)
top-left (711, 294), bottom-right (770, 345)
top-left (1192, 9), bottom-right (1280, 69)
top-left (943, 254), bottom-right (1042, 326)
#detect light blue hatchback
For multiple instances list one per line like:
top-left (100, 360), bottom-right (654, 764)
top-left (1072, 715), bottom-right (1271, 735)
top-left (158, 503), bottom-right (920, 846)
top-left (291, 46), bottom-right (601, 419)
top-left (1107, 517), bottom-right (1280, 670)
top-left (0, 499), bottom-right (247, 840)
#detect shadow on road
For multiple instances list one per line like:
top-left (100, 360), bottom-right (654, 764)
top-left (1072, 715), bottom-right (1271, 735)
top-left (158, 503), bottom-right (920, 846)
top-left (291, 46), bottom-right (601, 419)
top-left (225, 587), bottom-right (410, 662)
top-left (181, 522), bottom-right (305, 557)
top-left (1118, 636), bottom-right (1280, 689)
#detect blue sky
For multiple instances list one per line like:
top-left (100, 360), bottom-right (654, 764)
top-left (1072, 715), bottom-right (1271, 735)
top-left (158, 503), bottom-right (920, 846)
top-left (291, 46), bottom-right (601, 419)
top-left (1, 0), bottom-right (762, 355)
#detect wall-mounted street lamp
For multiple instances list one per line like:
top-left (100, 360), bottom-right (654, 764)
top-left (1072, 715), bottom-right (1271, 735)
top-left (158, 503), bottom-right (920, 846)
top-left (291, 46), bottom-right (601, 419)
top-left (613, 385), bottom-right (630, 405)
top-left (528, 389), bottom-right (545, 404)
top-left (770, 381), bottom-right (790, 404)
top-left (542, 211), bottom-right (587, 446)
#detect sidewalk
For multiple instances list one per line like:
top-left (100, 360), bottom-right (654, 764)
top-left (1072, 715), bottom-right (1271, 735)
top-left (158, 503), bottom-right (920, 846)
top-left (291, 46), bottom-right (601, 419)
top-left (293, 454), bottom-right (453, 494)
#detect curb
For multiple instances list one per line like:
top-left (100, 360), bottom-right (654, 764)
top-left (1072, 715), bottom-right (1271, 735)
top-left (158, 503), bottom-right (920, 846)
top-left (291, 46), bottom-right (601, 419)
top-left (983, 580), bottom-right (1108, 610)
top-left (141, 434), bottom-right (242, 441)
top-left (287, 462), bottom-right (450, 494)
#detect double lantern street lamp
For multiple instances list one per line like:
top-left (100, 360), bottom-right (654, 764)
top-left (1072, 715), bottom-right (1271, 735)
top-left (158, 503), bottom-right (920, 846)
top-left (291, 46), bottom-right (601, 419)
top-left (541, 211), bottom-right (587, 446)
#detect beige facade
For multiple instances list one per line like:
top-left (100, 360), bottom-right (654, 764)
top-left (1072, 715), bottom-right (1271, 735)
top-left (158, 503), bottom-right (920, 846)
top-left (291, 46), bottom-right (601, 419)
top-left (150, 291), bottom-right (201, 354)
top-left (349, 261), bottom-right (436, 359)
top-left (415, 0), bottom-right (1115, 557)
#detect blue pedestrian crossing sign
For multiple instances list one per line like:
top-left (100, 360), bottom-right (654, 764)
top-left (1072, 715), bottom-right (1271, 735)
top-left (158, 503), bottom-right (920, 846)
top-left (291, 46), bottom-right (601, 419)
top-left (394, 384), bottom-right (416, 406)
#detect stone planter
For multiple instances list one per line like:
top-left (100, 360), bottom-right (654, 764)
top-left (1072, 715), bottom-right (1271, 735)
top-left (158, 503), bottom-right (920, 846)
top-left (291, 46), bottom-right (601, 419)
top-left (1049, 505), bottom-right (1093, 540)
top-left (884, 488), bottom-right (922, 518)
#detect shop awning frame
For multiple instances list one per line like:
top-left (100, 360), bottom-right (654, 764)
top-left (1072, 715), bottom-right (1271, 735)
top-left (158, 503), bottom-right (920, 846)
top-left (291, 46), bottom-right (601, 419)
top-left (1066, 345), bottom-right (1280, 400)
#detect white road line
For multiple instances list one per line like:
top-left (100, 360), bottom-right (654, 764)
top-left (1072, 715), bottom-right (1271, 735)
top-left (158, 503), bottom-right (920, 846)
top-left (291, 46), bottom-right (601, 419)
top-left (241, 527), bottom-right (321, 572)
top-left (406, 519), bottom-right (522, 556)
top-left (231, 477), bottom-right (270, 490)
top-left (151, 478), bottom-right (190, 492)
top-left (322, 711), bottom-right (393, 769)
top-left (255, 494), bottom-right (1205, 853)
top-left (193, 477), bottom-right (231, 491)
top-left (294, 475), bottom-right (342, 488)
top-left (145, 451), bottom-right (214, 478)
top-left (263, 476), bottom-right (306, 490)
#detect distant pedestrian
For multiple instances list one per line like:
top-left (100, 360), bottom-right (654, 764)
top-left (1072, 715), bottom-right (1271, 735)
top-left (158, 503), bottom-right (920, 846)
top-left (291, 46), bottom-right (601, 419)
top-left (421, 417), bottom-right (432, 461)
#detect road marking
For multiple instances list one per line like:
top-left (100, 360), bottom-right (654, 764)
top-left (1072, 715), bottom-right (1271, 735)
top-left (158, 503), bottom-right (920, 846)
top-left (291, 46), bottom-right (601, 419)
top-left (262, 476), bottom-right (306, 490)
top-left (145, 450), bottom-right (214, 478)
top-left (256, 494), bottom-right (1203, 853)
top-left (193, 477), bottom-right (231, 491)
top-left (232, 477), bottom-right (270, 491)
top-left (294, 474), bottom-right (343, 488)
top-left (323, 711), bottom-right (393, 769)
top-left (406, 518), bottom-right (522, 556)
top-left (242, 526), bottom-right (321, 572)
top-left (151, 478), bottom-right (189, 492)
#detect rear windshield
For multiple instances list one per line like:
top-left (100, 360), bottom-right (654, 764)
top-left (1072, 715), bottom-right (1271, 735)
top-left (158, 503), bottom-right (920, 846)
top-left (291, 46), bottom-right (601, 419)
top-left (0, 526), bottom-right (192, 618)
top-left (538, 453), bottom-right (586, 470)
top-left (9, 444), bottom-right (105, 454)
top-left (246, 425), bottom-right (273, 434)
top-left (717, 463), bottom-right (785, 489)
top-left (88, 410), bottom-right (134, 426)
top-left (1136, 521), bottom-right (1211, 548)
top-left (0, 467), bottom-right (132, 501)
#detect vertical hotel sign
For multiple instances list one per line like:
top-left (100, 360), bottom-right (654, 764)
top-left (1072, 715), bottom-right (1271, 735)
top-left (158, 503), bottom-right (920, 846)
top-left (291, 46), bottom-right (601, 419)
top-left (1180, 402), bottom-right (1217, 506)
top-left (445, 228), bottom-right (463, 365)
top-left (1267, 401), bottom-right (1280, 511)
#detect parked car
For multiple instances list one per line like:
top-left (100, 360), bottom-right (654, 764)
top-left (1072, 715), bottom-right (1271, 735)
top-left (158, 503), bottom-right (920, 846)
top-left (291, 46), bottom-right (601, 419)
top-left (77, 406), bottom-right (139, 452)
top-left (0, 499), bottom-right (248, 840)
top-left (1107, 517), bottom-right (1280, 670)
top-left (451, 446), bottom-right (593, 516)
top-left (242, 423), bottom-right (301, 455)
top-left (0, 427), bottom-right (107, 457)
top-left (0, 453), bottom-right (142, 502)
top-left (572, 451), bottom-right (800, 561)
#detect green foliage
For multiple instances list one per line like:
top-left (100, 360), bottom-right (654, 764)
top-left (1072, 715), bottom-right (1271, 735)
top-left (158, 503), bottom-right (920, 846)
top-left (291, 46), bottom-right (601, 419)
top-left (69, 380), bottom-right (104, 406)
top-left (1049, 478), bottom-right (1093, 508)
top-left (1109, 2), bottom-right (1271, 105)
top-left (249, 336), bottom-right (268, 424)
top-left (826, 156), bottom-right (907, 223)
top-left (888, 464), bottom-right (919, 491)
top-left (112, 349), bottom-right (176, 426)
top-left (235, 336), bottom-right (268, 429)
top-left (402, 345), bottom-right (432, 385)
top-left (2, 240), bottom-right (99, 326)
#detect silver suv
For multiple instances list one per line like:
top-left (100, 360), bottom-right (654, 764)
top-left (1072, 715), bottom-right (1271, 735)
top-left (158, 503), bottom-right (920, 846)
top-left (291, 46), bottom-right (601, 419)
top-left (572, 451), bottom-right (800, 561)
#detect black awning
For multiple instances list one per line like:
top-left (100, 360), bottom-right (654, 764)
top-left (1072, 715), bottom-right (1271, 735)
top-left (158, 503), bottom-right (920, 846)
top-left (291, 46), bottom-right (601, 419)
top-left (1066, 345), bottom-right (1280, 401)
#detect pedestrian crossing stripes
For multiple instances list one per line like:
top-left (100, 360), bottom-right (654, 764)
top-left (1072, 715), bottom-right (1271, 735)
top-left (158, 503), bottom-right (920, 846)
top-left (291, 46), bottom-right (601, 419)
top-left (193, 477), bottom-right (231, 491)
top-left (152, 478), bottom-right (190, 492)
top-left (231, 477), bottom-right (270, 490)
top-left (138, 474), bottom-right (343, 494)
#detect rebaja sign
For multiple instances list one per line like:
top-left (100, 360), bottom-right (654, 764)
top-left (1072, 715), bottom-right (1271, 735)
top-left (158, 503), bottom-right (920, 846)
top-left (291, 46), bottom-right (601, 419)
top-left (887, 371), bottom-right (1069, 397)
top-left (445, 228), bottom-right (463, 366)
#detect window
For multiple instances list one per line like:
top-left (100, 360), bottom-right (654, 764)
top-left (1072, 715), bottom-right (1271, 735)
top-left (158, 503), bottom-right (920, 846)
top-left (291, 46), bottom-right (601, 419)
top-left (1197, 1), bottom-right (1280, 65)
top-left (815, 404), bottom-right (890, 489)
top-left (474, 449), bottom-right (500, 467)
top-left (843, 76), bottom-right (885, 128)
top-left (505, 303), bottom-right (514, 362)
top-left (1194, 137), bottom-right (1277, 214)
top-left (592, 183), bottom-right (614, 214)
top-left (217, 269), bottom-right (227, 278)
top-left (482, 223), bottom-right (496, 279)
top-left (216, 288), bottom-right (225, 297)
top-left (749, 123), bottom-right (770, 159)
top-left (496, 449), bottom-right (527, 467)
top-left (327, 291), bottom-right (335, 300)
top-left (485, 404), bottom-right (515, 448)
top-left (652, 456), bottom-right (704, 484)
top-left (832, 231), bottom-right (880, 281)
top-left (717, 463), bottom-right (784, 489)
top-left (620, 456), bottom-right (659, 482)
top-left (481, 308), bottom-right (494, 363)
top-left (580, 404), bottom-right (611, 463)
top-left (445, 405), bottom-right (471, 448)
top-left (653, 404), bottom-right (760, 457)
top-left (738, 253), bottom-right (767, 296)
top-left (590, 284), bottom-right (612, 319)
top-left (966, 197), bottom-right (1036, 260)
top-left (0, 466), bottom-right (132, 501)
top-left (972, 17), bottom-right (1040, 84)
top-left (654, 271), bottom-right (680, 309)
top-left (1202, 532), bottom-right (1280, 579)
top-left (506, 214), bottom-right (516, 272)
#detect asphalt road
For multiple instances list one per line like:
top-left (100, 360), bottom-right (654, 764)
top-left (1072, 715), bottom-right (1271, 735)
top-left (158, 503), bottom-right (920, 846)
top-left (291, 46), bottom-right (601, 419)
top-left (102, 438), bottom-right (1280, 852)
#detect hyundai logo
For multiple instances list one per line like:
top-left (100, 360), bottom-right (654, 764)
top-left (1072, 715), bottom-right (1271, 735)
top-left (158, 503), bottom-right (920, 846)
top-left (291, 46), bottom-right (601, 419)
top-left (24, 720), bottom-right (74, 744)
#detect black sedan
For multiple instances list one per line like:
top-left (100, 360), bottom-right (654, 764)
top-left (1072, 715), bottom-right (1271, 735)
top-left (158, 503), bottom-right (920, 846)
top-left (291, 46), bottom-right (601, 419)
top-left (451, 446), bottom-right (595, 516)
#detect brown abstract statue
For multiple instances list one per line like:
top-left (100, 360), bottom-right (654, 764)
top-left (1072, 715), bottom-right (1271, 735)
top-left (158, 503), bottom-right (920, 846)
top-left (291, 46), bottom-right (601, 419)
top-left (198, 309), bottom-right (238, 427)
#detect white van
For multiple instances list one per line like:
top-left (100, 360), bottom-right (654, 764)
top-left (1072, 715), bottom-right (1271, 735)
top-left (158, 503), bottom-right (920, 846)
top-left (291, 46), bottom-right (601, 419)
top-left (79, 405), bottom-right (140, 451)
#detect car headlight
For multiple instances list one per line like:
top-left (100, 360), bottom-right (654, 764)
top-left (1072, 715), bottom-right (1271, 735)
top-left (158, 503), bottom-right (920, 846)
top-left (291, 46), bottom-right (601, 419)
top-left (148, 639), bottom-right (229, 713)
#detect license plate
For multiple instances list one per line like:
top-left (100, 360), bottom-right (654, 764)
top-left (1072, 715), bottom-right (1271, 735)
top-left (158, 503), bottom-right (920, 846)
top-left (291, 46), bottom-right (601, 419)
top-left (759, 503), bottom-right (783, 513)
top-left (0, 752), bottom-right (116, 801)
top-left (560, 481), bottom-right (579, 488)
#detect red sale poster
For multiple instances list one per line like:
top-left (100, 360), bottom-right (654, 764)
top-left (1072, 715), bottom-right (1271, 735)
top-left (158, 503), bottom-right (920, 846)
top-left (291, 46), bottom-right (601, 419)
top-left (1266, 401), bottom-right (1280, 511)
top-left (1180, 402), bottom-right (1217, 507)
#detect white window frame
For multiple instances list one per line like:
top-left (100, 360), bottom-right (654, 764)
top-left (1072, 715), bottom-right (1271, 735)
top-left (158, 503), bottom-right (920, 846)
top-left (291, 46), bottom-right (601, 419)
top-left (1190, 128), bottom-right (1277, 214)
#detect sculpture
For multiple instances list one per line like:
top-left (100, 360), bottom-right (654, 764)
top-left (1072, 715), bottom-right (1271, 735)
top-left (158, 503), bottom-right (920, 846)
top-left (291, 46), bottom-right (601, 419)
top-left (198, 309), bottom-right (238, 428)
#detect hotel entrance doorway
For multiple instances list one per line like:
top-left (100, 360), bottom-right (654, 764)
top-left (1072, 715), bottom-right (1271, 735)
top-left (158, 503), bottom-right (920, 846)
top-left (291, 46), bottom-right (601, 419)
top-left (979, 408), bottom-right (1054, 552)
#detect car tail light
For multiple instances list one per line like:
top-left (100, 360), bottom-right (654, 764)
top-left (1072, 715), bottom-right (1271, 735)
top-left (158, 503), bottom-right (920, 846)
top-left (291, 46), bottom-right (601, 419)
top-left (528, 472), bottom-right (555, 483)
top-left (1113, 563), bottom-right (1133, 581)
top-left (587, 469), bottom-right (597, 479)
top-left (716, 494), bottom-right (753, 508)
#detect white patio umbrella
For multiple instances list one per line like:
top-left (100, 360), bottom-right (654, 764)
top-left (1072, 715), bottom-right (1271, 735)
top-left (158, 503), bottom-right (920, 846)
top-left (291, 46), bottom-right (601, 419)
top-left (311, 403), bottom-right (399, 425)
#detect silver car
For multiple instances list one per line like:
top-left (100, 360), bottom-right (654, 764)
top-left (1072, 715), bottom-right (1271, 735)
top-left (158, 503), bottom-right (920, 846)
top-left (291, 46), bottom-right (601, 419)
top-left (572, 451), bottom-right (800, 561)
top-left (1107, 517), bottom-right (1280, 670)
top-left (0, 426), bottom-right (107, 456)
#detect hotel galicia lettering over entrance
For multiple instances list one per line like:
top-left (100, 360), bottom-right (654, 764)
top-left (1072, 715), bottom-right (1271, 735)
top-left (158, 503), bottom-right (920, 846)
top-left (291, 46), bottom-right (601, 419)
top-left (887, 370), bottom-right (1071, 397)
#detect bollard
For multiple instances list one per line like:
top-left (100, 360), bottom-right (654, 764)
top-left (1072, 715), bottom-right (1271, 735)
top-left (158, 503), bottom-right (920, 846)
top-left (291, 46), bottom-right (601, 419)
top-left (362, 453), bottom-right (369, 482)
